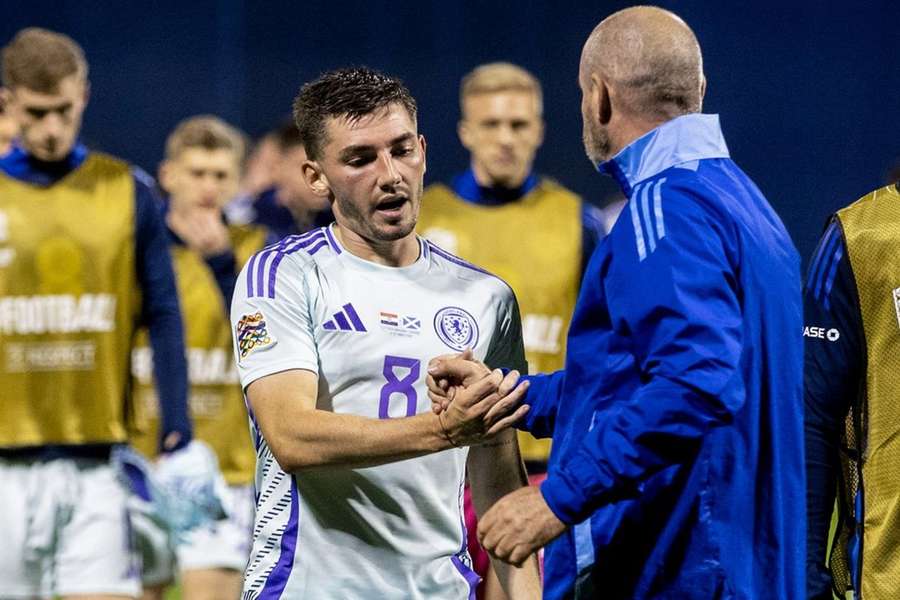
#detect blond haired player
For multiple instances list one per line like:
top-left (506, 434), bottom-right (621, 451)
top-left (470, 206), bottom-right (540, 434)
top-left (130, 115), bottom-right (268, 600)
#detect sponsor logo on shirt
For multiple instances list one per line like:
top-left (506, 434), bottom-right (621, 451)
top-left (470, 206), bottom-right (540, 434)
top-left (803, 325), bottom-right (840, 342)
top-left (236, 311), bottom-right (275, 360)
top-left (322, 303), bottom-right (367, 333)
top-left (379, 311), bottom-right (421, 337)
top-left (434, 306), bottom-right (479, 351)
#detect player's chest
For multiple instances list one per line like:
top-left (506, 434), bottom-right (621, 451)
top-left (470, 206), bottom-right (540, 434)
top-left (309, 273), bottom-right (496, 382)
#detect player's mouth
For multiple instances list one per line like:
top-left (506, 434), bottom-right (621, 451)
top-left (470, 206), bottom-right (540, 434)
top-left (375, 195), bottom-right (408, 217)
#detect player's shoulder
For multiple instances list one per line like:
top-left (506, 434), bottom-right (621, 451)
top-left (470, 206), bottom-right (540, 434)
top-left (79, 150), bottom-right (141, 184)
top-left (420, 182), bottom-right (459, 206)
top-left (535, 176), bottom-right (582, 206)
top-left (424, 238), bottom-right (517, 304)
top-left (240, 227), bottom-right (339, 296)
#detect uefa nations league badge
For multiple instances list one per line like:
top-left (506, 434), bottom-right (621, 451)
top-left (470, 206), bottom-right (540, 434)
top-left (434, 306), bottom-right (479, 351)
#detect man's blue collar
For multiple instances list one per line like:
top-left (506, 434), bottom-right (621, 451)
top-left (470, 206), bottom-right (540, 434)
top-left (598, 114), bottom-right (729, 196)
top-left (451, 168), bottom-right (540, 206)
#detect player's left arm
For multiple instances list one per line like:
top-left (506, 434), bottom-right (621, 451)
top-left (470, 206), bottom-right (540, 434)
top-left (468, 431), bottom-right (541, 597)
top-left (467, 291), bottom-right (541, 597)
top-left (541, 187), bottom-right (759, 524)
top-left (133, 169), bottom-right (192, 452)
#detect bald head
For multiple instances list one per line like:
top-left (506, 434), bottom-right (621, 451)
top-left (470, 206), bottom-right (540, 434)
top-left (581, 6), bottom-right (704, 119)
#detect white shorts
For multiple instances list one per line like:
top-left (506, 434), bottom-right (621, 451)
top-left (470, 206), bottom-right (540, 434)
top-left (0, 457), bottom-right (141, 598)
top-left (135, 483), bottom-right (254, 586)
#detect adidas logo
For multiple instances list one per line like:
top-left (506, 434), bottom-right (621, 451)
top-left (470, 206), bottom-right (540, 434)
top-left (323, 303), bottom-right (367, 332)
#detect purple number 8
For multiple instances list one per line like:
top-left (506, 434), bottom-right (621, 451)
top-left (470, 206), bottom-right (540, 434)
top-left (379, 355), bottom-right (420, 419)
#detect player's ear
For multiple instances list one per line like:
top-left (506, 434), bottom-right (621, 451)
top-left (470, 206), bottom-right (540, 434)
top-left (419, 134), bottom-right (427, 174)
top-left (457, 119), bottom-right (474, 152)
top-left (302, 160), bottom-right (331, 198)
top-left (158, 160), bottom-right (175, 194)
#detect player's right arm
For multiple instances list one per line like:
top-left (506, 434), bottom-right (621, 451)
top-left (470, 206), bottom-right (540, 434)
top-left (232, 254), bottom-right (528, 472)
top-left (803, 219), bottom-right (863, 600)
top-left (246, 368), bottom-right (526, 471)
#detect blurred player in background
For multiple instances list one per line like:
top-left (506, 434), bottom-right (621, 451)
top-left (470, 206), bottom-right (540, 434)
top-left (805, 180), bottom-right (900, 599)
top-left (0, 28), bottom-right (191, 599)
top-left (0, 94), bottom-right (17, 155)
top-left (229, 120), bottom-right (331, 241)
top-left (417, 62), bottom-right (604, 474)
top-left (130, 116), bottom-right (267, 600)
top-left (231, 66), bottom-right (540, 598)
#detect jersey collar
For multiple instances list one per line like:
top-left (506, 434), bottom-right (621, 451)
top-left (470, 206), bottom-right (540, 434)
top-left (451, 168), bottom-right (540, 206)
top-left (0, 140), bottom-right (89, 185)
top-left (331, 224), bottom-right (430, 280)
top-left (598, 113), bottom-right (729, 196)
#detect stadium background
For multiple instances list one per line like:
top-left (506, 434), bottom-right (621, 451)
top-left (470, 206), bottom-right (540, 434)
top-left (2, 0), bottom-right (897, 269)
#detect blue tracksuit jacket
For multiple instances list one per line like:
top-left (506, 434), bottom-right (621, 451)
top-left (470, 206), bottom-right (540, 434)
top-left (521, 114), bottom-right (805, 599)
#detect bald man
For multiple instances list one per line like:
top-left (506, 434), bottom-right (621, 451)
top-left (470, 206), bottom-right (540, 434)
top-left (428, 7), bottom-right (804, 599)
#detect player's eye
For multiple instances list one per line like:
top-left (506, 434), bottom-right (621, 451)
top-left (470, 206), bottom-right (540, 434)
top-left (346, 155), bottom-right (375, 168)
top-left (392, 145), bottom-right (413, 157)
top-left (511, 120), bottom-right (530, 131)
top-left (26, 108), bottom-right (48, 120)
top-left (481, 120), bottom-right (500, 129)
top-left (215, 171), bottom-right (228, 180)
top-left (190, 169), bottom-right (204, 178)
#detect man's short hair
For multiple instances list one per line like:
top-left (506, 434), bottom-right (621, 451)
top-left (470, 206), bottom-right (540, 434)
top-left (292, 66), bottom-right (417, 161)
top-left (165, 115), bottom-right (246, 163)
top-left (1, 27), bottom-right (88, 92)
top-left (460, 62), bottom-right (543, 116)
top-left (273, 119), bottom-right (304, 152)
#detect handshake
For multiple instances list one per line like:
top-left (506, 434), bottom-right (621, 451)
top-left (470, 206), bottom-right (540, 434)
top-left (426, 349), bottom-right (530, 448)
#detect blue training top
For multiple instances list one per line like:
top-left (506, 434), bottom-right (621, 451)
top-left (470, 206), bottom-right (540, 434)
top-left (520, 114), bottom-right (805, 599)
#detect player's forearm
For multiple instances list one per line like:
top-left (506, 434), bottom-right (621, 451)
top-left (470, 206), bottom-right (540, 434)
top-left (266, 409), bottom-right (453, 472)
top-left (468, 432), bottom-right (540, 597)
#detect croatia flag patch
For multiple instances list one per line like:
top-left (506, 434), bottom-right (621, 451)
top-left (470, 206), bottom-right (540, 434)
top-left (236, 311), bottom-right (275, 360)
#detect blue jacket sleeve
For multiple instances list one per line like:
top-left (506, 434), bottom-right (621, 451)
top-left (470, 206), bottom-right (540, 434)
top-left (133, 169), bottom-right (192, 452)
top-left (540, 190), bottom-right (744, 524)
top-left (803, 220), bottom-right (862, 600)
top-left (519, 370), bottom-right (566, 440)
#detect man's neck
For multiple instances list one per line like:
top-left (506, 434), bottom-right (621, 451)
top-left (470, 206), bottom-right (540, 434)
top-left (334, 223), bottom-right (419, 267)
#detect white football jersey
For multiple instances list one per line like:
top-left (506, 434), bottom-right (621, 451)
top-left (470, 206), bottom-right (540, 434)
top-left (231, 225), bottom-right (525, 599)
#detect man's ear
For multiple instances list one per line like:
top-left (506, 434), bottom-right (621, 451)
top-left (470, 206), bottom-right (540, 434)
top-left (457, 118), bottom-right (474, 152)
top-left (419, 134), bottom-right (427, 175)
top-left (158, 160), bottom-right (175, 194)
top-left (698, 74), bottom-right (707, 111)
top-left (591, 72), bottom-right (613, 126)
top-left (0, 87), bottom-right (13, 115)
top-left (302, 159), bottom-right (331, 198)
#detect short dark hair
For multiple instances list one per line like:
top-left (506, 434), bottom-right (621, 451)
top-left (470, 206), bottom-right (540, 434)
top-left (2, 27), bottom-right (87, 93)
top-left (273, 118), bottom-right (304, 152)
top-left (292, 66), bottom-right (417, 160)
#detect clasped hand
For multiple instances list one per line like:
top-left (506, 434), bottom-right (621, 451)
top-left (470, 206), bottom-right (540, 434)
top-left (426, 350), bottom-right (529, 446)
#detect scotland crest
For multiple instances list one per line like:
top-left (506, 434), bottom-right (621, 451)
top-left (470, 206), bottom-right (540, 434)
top-left (434, 306), bottom-right (479, 351)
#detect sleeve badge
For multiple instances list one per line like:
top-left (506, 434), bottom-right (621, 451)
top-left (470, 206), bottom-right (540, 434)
top-left (236, 311), bottom-right (276, 361)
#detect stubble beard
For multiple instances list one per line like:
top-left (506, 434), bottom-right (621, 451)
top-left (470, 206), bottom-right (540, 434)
top-left (583, 120), bottom-right (611, 167)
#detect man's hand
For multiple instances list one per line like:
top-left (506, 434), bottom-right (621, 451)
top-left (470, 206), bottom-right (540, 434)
top-left (438, 369), bottom-right (530, 446)
top-left (478, 486), bottom-right (566, 566)
top-left (170, 209), bottom-right (232, 257)
top-left (427, 349), bottom-right (491, 413)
